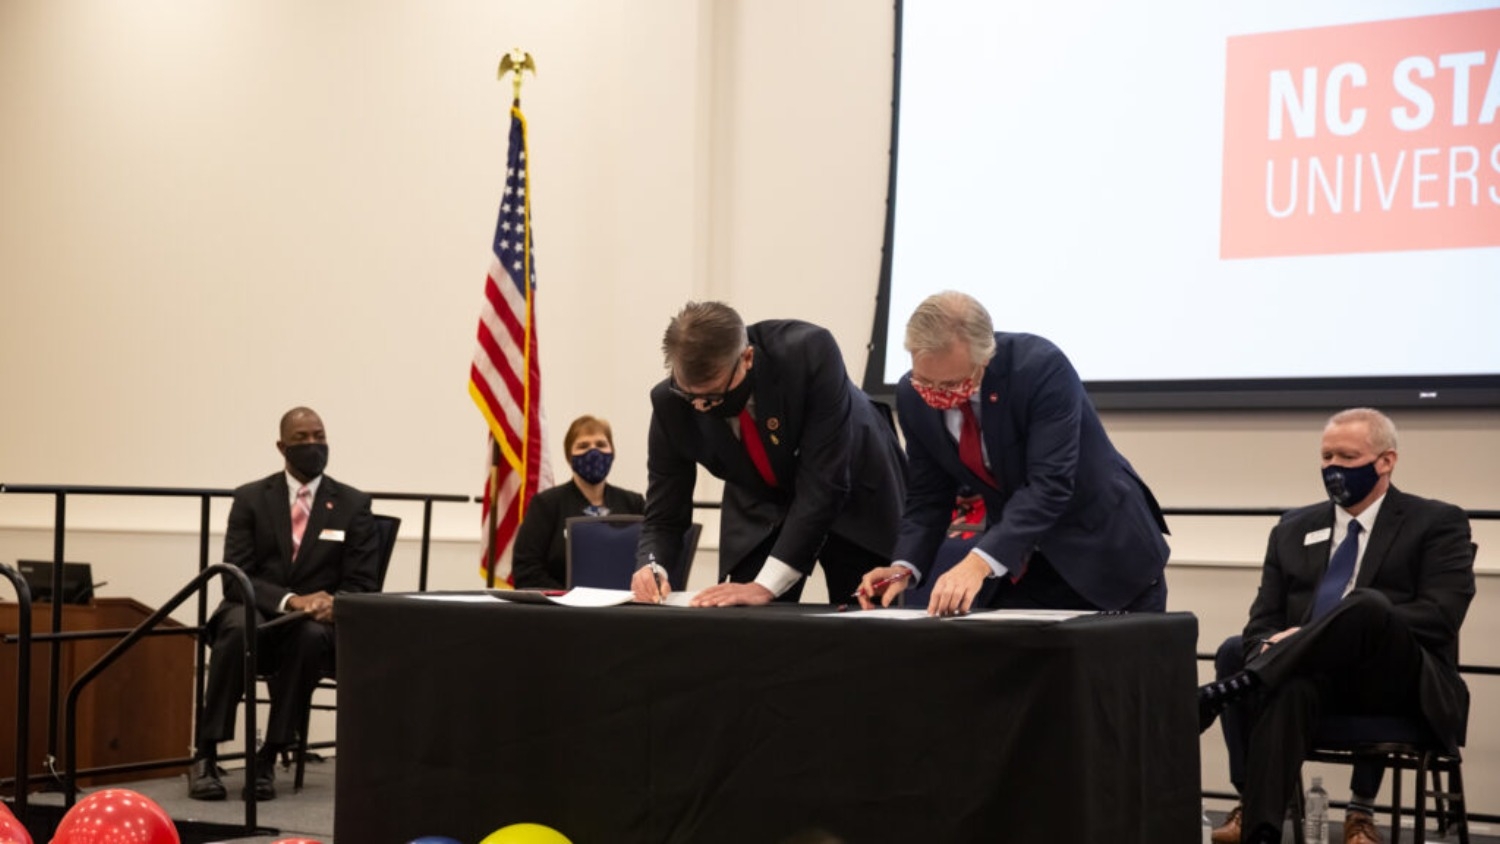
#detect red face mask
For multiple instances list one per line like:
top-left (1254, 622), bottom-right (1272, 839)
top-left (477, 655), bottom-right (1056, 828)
top-left (912, 377), bottom-right (976, 410)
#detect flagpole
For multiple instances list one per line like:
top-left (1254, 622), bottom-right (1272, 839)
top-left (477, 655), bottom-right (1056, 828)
top-left (496, 47), bottom-right (536, 589)
top-left (484, 437), bottom-right (502, 587)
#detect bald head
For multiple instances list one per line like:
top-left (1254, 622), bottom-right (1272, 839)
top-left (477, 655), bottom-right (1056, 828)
top-left (280, 407), bottom-right (322, 440)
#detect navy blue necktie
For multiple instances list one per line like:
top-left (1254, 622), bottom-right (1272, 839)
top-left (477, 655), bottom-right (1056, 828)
top-left (1310, 520), bottom-right (1362, 621)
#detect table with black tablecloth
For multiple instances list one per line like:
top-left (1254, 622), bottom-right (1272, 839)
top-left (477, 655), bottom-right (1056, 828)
top-left (334, 595), bottom-right (1200, 844)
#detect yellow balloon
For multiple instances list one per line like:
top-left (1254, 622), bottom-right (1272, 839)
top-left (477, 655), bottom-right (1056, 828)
top-left (478, 823), bottom-right (572, 844)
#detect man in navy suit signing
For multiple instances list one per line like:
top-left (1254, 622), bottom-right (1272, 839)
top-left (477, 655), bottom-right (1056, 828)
top-left (189, 406), bottom-right (381, 802)
top-left (631, 301), bottom-right (906, 606)
top-left (857, 290), bottom-right (1170, 615)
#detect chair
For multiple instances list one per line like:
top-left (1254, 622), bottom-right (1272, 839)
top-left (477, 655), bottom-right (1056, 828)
top-left (1291, 716), bottom-right (1469, 844)
top-left (565, 515), bottom-right (701, 592)
top-left (280, 512), bottom-right (401, 790)
top-left (899, 533), bottom-right (997, 609)
top-left (1289, 542), bottom-right (1478, 844)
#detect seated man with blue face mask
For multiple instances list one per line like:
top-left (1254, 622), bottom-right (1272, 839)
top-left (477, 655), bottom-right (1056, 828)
top-left (1199, 408), bottom-right (1475, 844)
top-left (511, 414), bottom-right (646, 589)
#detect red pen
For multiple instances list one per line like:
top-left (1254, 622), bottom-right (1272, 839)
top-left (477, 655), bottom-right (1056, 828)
top-left (852, 569), bottom-right (910, 598)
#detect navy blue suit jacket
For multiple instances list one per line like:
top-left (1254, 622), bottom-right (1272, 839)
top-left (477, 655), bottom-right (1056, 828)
top-left (637, 320), bottom-right (907, 581)
top-left (893, 332), bottom-right (1169, 610)
top-left (1243, 487), bottom-right (1474, 750)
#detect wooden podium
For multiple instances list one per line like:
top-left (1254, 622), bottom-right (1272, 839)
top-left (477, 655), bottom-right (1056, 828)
top-left (0, 597), bottom-right (194, 788)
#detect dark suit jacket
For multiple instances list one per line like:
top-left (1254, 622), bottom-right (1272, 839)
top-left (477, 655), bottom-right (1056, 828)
top-left (892, 332), bottom-right (1170, 610)
top-left (1242, 487), bottom-right (1475, 750)
top-left (512, 480), bottom-right (646, 589)
top-left (215, 472), bottom-right (382, 626)
top-left (637, 320), bottom-right (907, 581)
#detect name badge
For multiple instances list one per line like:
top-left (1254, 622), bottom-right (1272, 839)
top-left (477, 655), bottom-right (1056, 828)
top-left (1303, 528), bottom-right (1331, 546)
top-left (322, 529), bottom-right (346, 542)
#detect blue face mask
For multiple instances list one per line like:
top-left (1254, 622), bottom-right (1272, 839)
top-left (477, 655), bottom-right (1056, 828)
top-left (571, 448), bottom-right (614, 485)
top-left (1322, 459), bottom-right (1379, 508)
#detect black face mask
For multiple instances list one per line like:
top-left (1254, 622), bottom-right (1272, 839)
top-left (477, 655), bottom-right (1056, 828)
top-left (284, 443), bottom-right (329, 480)
top-left (1322, 459), bottom-right (1379, 508)
top-left (706, 366), bottom-right (755, 418)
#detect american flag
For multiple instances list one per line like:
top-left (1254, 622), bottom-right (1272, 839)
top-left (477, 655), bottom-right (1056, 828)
top-left (469, 103), bottom-right (553, 583)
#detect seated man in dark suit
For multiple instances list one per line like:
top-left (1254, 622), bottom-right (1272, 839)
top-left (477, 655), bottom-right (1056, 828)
top-left (857, 290), bottom-right (1170, 614)
top-left (630, 301), bottom-right (906, 606)
top-left (189, 406), bottom-right (381, 801)
top-left (1200, 408), bottom-right (1475, 844)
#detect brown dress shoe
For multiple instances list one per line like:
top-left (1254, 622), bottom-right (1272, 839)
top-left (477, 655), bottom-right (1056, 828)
top-left (1210, 804), bottom-right (1242, 844)
top-left (1344, 812), bottom-right (1384, 844)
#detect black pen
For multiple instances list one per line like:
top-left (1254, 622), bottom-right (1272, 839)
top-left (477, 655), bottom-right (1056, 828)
top-left (649, 553), bottom-right (665, 603)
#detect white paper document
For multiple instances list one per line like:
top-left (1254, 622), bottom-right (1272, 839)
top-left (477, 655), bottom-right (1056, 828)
top-left (809, 608), bottom-right (933, 620)
top-left (946, 609), bottom-right (1097, 623)
top-left (407, 593), bottom-right (507, 603)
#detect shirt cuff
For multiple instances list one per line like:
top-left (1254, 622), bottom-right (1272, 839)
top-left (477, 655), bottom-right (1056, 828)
top-left (753, 556), bottom-right (804, 598)
top-left (971, 547), bottom-right (1008, 578)
top-left (894, 560), bottom-right (921, 586)
top-left (278, 592), bottom-right (295, 614)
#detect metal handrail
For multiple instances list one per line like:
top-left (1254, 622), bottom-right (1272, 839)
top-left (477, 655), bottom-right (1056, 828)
top-left (0, 481), bottom-right (472, 776)
top-left (61, 564), bottom-right (259, 834)
top-left (0, 564), bottom-right (32, 823)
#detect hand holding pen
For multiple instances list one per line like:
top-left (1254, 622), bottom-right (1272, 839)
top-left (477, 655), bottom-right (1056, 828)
top-left (631, 554), bottom-right (671, 604)
top-left (854, 566), bottom-right (912, 610)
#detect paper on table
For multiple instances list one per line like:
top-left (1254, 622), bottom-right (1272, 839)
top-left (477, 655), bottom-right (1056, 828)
top-left (538, 587), bottom-right (636, 608)
top-left (809, 608), bottom-right (933, 620)
top-left (946, 609), bottom-right (1097, 622)
top-left (407, 593), bottom-right (507, 603)
top-left (661, 591), bottom-right (698, 607)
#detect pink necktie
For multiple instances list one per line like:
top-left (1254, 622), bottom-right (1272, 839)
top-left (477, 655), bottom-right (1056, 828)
top-left (291, 485), bottom-right (312, 559)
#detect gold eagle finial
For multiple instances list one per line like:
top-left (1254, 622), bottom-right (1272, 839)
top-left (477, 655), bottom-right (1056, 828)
top-left (497, 48), bottom-right (536, 102)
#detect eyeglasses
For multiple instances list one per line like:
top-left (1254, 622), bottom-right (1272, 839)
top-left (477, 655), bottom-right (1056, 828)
top-left (910, 372), bottom-right (977, 392)
top-left (669, 356), bottom-right (742, 406)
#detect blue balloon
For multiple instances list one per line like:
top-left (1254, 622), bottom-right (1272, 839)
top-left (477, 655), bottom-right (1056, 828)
top-left (408, 838), bottom-right (463, 844)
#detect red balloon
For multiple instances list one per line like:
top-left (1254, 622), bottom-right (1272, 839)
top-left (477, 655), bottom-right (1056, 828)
top-left (51, 788), bottom-right (178, 844)
top-left (0, 799), bottom-right (34, 844)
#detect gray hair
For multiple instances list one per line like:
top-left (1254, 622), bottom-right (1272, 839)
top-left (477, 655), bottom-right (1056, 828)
top-left (1326, 407), bottom-right (1398, 452)
top-left (903, 291), bottom-right (996, 365)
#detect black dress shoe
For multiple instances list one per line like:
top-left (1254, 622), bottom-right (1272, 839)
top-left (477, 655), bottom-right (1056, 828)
top-left (243, 753), bottom-right (277, 801)
top-left (187, 757), bottom-right (226, 801)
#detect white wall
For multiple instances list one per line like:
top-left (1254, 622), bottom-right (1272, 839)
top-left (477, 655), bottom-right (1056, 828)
top-left (1, 0), bottom-right (1497, 823)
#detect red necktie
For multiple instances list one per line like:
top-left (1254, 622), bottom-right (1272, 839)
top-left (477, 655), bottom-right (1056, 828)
top-left (958, 403), bottom-right (997, 489)
top-left (291, 485), bottom-right (312, 559)
top-left (738, 409), bottom-right (779, 488)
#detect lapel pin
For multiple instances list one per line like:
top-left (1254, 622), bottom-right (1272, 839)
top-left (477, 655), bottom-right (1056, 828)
top-left (770, 434), bottom-right (780, 445)
top-left (988, 393), bottom-right (998, 403)
top-left (766, 417), bottom-right (780, 431)
top-left (325, 501), bottom-right (334, 509)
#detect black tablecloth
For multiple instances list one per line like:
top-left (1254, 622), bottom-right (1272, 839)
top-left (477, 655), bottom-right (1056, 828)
top-left (335, 596), bottom-right (1200, 844)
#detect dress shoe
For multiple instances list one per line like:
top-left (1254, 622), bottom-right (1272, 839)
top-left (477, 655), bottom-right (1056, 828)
top-left (187, 757), bottom-right (226, 801)
top-left (1210, 804), bottom-right (1242, 844)
top-left (1344, 812), bottom-right (1384, 844)
top-left (243, 752), bottom-right (277, 801)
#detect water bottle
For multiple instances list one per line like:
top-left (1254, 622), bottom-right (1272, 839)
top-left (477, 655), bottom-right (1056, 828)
top-left (1201, 805), bottom-right (1213, 844)
top-left (1305, 775), bottom-right (1329, 844)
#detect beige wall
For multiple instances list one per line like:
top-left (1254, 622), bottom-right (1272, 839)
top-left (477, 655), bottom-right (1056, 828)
top-left (1, 0), bottom-right (1496, 823)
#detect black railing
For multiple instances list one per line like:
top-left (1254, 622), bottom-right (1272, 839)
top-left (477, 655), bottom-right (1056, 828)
top-left (0, 563), bottom-right (32, 821)
top-left (0, 482), bottom-right (471, 812)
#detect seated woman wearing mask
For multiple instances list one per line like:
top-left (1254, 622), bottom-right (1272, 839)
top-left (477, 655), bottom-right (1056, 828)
top-left (511, 414), bottom-right (646, 589)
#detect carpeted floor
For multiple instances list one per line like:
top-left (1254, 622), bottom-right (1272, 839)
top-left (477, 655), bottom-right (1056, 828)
top-left (21, 755), bottom-right (335, 843)
top-left (1205, 807), bottom-right (1500, 844)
